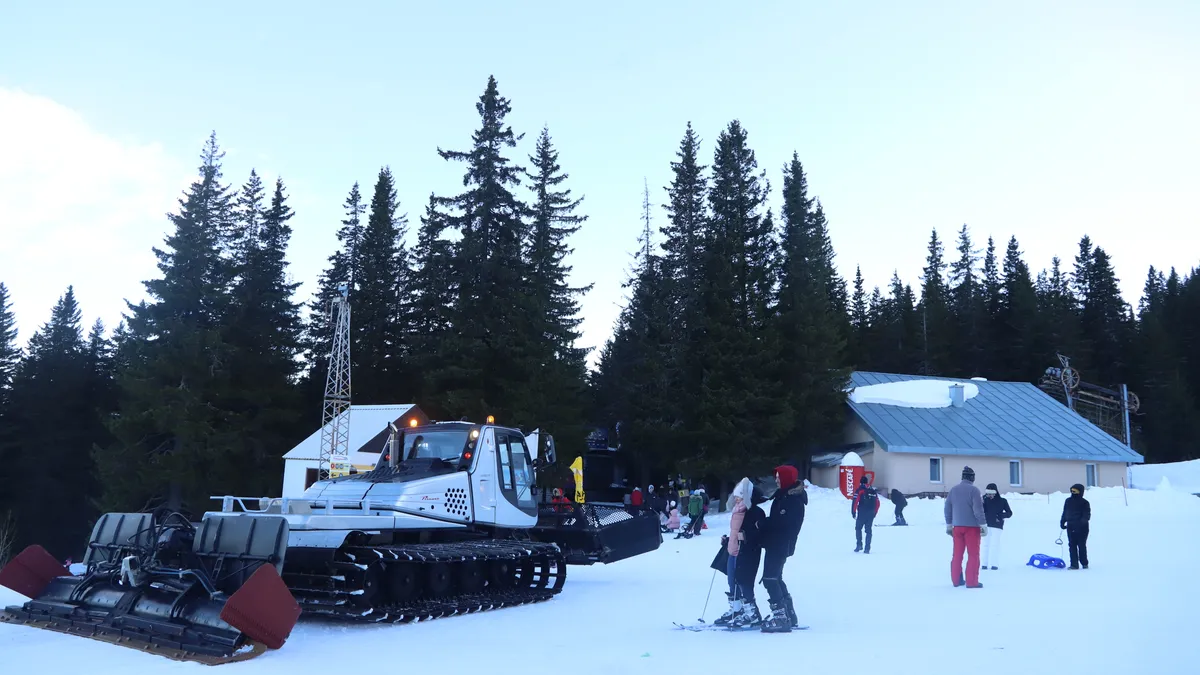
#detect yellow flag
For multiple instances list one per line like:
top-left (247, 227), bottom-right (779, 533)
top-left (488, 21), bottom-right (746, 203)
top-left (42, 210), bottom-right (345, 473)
top-left (569, 456), bottom-right (585, 503)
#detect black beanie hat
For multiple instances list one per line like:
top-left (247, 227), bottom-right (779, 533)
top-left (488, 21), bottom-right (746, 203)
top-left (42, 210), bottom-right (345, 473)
top-left (985, 482), bottom-right (998, 493)
top-left (962, 466), bottom-right (975, 482)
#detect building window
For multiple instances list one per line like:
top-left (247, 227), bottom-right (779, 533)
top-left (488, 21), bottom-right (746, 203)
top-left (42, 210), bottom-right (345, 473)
top-left (929, 457), bottom-right (943, 483)
top-left (1085, 463), bottom-right (1097, 487)
top-left (1009, 460), bottom-right (1022, 487)
top-left (305, 468), bottom-right (318, 490)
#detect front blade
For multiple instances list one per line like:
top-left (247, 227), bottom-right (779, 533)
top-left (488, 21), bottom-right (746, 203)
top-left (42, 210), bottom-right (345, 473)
top-left (0, 545), bottom-right (69, 598)
top-left (220, 564), bottom-right (301, 650)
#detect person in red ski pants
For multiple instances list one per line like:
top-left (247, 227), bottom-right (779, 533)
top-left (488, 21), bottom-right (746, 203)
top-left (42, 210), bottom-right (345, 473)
top-left (944, 465), bottom-right (988, 588)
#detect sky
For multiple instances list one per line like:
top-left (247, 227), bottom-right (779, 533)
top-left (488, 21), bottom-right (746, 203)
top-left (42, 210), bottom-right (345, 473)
top-left (1, 0), bottom-right (1198, 372)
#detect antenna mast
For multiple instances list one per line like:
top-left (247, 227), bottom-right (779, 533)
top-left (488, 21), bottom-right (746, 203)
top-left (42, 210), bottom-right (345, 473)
top-left (319, 281), bottom-right (352, 481)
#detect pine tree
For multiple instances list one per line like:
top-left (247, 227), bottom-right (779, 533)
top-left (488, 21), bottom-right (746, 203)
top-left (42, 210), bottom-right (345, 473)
top-left (222, 174), bottom-right (305, 495)
top-left (97, 133), bottom-right (240, 514)
top-left (408, 194), bottom-right (456, 406)
top-left (0, 282), bottom-right (19, 529)
top-left (523, 126), bottom-right (592, 454)
top-left (774, 153), bottom-right (850, 472)
top-left (0, 283), bottom-right (18, 405)
top-left (979, 236), bottom-right (1002, 375)
top-left (302, 182), bottom-right (367, 404)
top-left (432, 75), bottom-right (536, 426)
top-left (355, 167), bottom-right (411, 403)
top-left (592, 190), bottom-right (675, 485)
top-left (1079, 245), bottom-right (1133, 385)
top-left (657, 123), bottom-right (710, 458)
top-left (849, 266), bottom-right (869, 367)
top-left (690, 120), bottom-right (788, 479)
top-left (998, 236), bottom-right (1041, 381)
top-left (918, 228), bottom-right (952, 375)
top-left (948, 224), bottom-right (984, 376)
top-left (8, 288), bottom-right (99, 558)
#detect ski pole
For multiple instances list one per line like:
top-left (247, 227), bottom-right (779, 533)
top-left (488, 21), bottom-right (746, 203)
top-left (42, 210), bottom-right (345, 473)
top-left (698, 568), bottom-right (717, 623)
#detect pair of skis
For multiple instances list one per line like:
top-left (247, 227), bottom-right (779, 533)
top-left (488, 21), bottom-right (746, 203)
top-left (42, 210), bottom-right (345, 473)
top-left (673, 621), bottom-right (809, 632)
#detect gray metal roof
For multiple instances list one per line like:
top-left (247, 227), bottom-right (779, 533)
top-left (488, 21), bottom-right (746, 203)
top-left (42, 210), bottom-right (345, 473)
top-left (848, 371), bottom-right (1144, 464)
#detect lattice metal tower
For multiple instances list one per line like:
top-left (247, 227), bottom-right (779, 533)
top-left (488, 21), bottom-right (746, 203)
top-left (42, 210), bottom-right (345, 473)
top-left (318, 281), bottom-right (352, 481)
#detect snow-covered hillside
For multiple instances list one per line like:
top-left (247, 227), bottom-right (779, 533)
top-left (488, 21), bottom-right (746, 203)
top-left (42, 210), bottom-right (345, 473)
top-left (3, 483), bottom-right (1197, 674)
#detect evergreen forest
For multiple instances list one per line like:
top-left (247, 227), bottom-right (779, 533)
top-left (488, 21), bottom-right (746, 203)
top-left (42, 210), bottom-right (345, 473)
top-left (1, 76), bottom-right (1197, 562)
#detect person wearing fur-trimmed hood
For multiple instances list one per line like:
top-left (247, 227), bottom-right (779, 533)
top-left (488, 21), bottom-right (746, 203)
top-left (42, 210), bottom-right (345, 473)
top-left (714, 478), bottom-right (765, 628)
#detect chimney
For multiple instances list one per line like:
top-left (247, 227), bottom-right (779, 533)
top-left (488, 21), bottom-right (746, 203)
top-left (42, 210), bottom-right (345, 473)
top-left (950, 384), bottom-right (965, 408)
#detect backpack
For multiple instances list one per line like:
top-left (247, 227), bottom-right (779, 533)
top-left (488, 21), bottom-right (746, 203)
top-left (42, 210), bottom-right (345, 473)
top-left (860, 487), bottom-right (878, 513)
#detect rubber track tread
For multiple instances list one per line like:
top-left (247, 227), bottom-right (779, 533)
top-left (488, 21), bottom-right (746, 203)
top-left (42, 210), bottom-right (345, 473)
top-left (281, 539), bottom-right (566, 625)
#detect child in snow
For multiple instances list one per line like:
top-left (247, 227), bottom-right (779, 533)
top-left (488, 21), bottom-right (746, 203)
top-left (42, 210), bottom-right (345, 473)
top-left (982, 483), bottom-right (1012, 570)
top-left (890, 488), bottom-right (908, 526)
top-left (1060, 483), bottom-right (1091, 569)
top-left (851, 476), bottom-right (880, 553)
top-left (664, 501), bottom-right (680, 532)
top-left (675, 491), bottom-right (702, 539)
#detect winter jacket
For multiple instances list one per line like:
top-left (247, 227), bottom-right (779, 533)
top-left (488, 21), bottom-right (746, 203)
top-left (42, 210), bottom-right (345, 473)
top-left (630, 489), bottom-right (643, 507)
top-left (733, 504), bottom-right (766, 588)
top-left (728, 501), bottom-right (747, 556)
top-left (890, 488), bottom-right (907, 507)
top-left (1061, 494), bottom-right (1091, 529)
top-left (760, 483), bottom-right (808, 556)
top-left (983, 494), bottom-right (1013, 529)
top-left (944, 479), bottom-right (987, 527)
top-left (851, 485), bottom-right (881, 520)
top-left (666, 508), bottom-right (680, 529)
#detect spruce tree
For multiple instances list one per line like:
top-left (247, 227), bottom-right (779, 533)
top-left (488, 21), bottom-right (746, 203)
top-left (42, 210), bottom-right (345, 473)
top-left (998, 236), bottom-right (1041, 381)
top-left (0, 282), bottom-right (18, 529)
top-left (0, 283), bottom-right (18, 404)
top-left (355, 167), bottom-right (411, 403)
top-left (918, 228), bottom-right (952, 375)
top-left (948, 224), bottom-right (984, 376)
top-left (592, 191), bottom-right (675, 485)
top-left (849, 266), bottom-right (869, 367)
top-left (523, 126), bottom-right (592, 454)
top-left (408, 194), bottom-right (456, 406)
top-left (432, 75), bottom-right (536, 425)
top-left (690, 120), bottom-right (787, 479)
top-left (222, 174), bottom-right (304, 494)
top-left (7, 288), bottom-right (98, 558)
top-left (97, 133), bottom-right (240, 514)
top-left (657, 123), bottom-right (710, 458)
top-left (302, 182), bottom-right (367, 404)
top-left (1079, 245), bottom-right (1132, 385)
top-left (774, 153), bottom-right (850, 472)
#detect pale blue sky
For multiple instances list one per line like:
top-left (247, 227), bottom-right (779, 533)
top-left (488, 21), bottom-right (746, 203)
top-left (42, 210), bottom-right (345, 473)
top-left (1, 0), bottom-right (1197, 369)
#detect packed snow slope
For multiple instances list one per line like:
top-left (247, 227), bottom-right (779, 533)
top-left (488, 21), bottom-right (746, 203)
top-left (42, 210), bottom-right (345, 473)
top-left (3, 483), bottom-right (1197, 674)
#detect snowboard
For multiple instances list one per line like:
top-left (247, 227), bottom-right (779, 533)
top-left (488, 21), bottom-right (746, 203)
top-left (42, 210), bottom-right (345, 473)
top-left (673, 621), bottom-right (809, 632)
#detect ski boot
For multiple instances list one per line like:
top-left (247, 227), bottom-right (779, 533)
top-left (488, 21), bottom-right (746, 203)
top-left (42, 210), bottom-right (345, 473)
top-left (714, 593), bottom-right (740, 626)
top-left (760, 601), bottom-right (791, 633)
top-left (730, 600), bottom-right (761, 629)
top-left (783, 594), bottom-right (799, 629)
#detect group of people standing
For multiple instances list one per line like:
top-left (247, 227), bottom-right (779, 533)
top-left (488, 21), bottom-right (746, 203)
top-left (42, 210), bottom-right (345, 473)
top-left (944, 466), bottom-right (1092, 587)
top-left (714, 465), bottom-right (807, 633)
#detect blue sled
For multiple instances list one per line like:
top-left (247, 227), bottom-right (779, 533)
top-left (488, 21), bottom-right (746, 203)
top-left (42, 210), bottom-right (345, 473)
top-left (1027, 553), bottom-right (1066, 569)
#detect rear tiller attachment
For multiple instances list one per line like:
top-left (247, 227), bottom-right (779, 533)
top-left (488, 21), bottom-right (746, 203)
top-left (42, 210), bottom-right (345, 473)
top-left (0, 511), bottom-right (301, 665)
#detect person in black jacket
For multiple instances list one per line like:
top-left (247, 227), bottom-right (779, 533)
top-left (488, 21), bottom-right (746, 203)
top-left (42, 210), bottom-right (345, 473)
top-left (890, 488), bottom-right (908, 526)
top-left (981, 483), bottom-right (1012, 570)
top-left (757, 465), bottom-right (807, 633)
top-left (1060, 483), bottom-right (1091, 569)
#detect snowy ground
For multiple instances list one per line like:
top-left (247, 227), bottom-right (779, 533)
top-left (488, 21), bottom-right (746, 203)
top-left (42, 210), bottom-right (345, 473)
top-left (3, 483), bottom-right (1198, 674)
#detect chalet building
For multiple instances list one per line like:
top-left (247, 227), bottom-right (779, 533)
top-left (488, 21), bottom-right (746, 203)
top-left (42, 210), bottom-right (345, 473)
top-left (810, 371), bottom-right (1144, 496)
